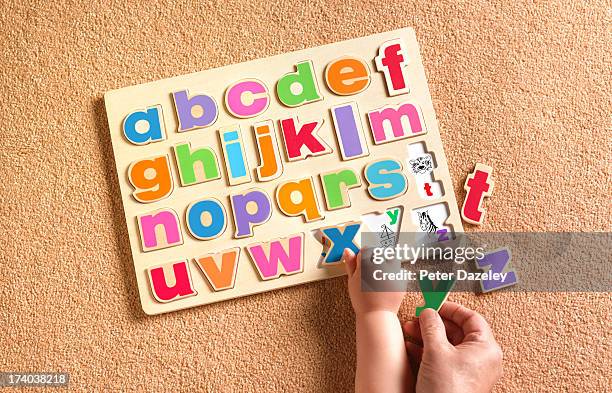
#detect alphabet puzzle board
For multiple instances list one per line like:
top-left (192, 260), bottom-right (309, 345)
top-left (104, 28), bottom-right (464, 315)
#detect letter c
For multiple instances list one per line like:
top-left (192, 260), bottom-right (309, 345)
top-left (225, 79), bottom-right (270, 118)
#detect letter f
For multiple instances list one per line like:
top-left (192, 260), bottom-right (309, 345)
top-left (376, 39), bottom-right (410, 96)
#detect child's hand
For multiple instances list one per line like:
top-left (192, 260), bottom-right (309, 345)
top-left (344, 248), bottom-right (412, 393)
top-left (402, 302), bottom-right (503, 393)
top-left (342, 248), bottom-right (406, 316)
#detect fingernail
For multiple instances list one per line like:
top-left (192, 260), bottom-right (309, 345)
top-left (420, 308), bottom-right (438, 319)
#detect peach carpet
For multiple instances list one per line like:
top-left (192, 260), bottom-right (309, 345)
top-left (0, 0), bottom-right (609, 391)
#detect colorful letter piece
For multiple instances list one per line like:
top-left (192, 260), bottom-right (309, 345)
top-left (195, 248), bottom-right (241, 291)
top-left (476, 248), bottom-right (518, 293)
top-left (253, 120), bottom-right (283, 182)
top-left (137, 209), bottom-right (183, 252)
top-left (410, 202), bottom-right (455, 316)
top-left (225, 79), bottom-right (270, 118)
top-left (173, 142), bottom-right (220, 186)
top-left (123, 106), bottom-right (165, 145)
top-left (276, 60), bottom-right (322, 107)
top-left (364, 159), bottom-right (408, 200)
top-left (461, 163), bottom-right (494, 225)
top-left (367, 102), bottom-right (426, 144)
top-left (276, 177), bottom-right (323, 222)
top-left (387, 208), bottom-right (401, 227)
top-left (186, 198), bottom-right (227, 240)
top-left (324, 57), bottom-right (371, 96)
top-left (279, 116), bottom-right (331, 161)
top-left (436, 229), bottom-right (449, 242)
top-left (320, 222), bottom-right (361, 264)
top-left (330, 103), bottom-right (369, 160)
top-left (246, 233), bottom-right (305, 280)
top-left (219, 126), bottom-right (251, 185)
top-left (415, 277), bottom-right (455, 316)
top-left (230, 189), bottom-right (272, 238)
top-left (375, 39), bottom-right (410, 96)
top-left (147, 260), bottom-right (197, 303)
top-left (320, 168), bottom-right (361, 210)
top-left (127, 155), bottom-right (174, 203)
top-left (172, 90), bottom-right (218, 132)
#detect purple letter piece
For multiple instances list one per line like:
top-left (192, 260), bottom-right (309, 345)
top-left (476, 248), bottom-right (518, 292)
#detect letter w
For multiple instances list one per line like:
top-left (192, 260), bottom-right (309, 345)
top-left (247, 234), bottom-right (304, 280)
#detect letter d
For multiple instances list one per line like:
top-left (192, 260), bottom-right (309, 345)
top-left (276, 61), bottom-right (322, 107)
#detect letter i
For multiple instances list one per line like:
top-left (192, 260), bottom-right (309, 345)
top-left (219, 126), bottom-right (252, 186)
top-left (253, 120), bottom-right (283, 181)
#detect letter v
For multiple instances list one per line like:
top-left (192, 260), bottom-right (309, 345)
top-left (194, 248), bottom-right (240, 291)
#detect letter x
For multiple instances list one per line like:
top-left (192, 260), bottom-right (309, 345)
top-left (322, 224), bottom-right (361, 263)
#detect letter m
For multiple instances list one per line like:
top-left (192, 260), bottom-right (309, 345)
top-left (367, 102), bottom-right (426, 144)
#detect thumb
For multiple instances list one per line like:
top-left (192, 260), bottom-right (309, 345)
top-left (419, 308), bottom-right (449, 349)
top-left (342, 248), bottom-right (357, 277)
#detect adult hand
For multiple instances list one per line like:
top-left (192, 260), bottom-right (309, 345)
top-left (402, 302), bottom-right (503, 393)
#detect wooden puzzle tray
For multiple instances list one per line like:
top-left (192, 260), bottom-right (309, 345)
top-left (104, 28), bottom-right (464, 315)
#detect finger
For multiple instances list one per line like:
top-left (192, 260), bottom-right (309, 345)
top-left (405, 341), bottom-right (423, 375)
top-left (442, 319), bottom-right (464, 346)
top-left (354, 250), bottom-right (363, 276)
top-left (405, 318), bottom-right (463, 345)
top-left (342, 249), bottom-right (357, 277)
top-left (402, 320), bottom-right (423, 345)
top-left (405, 340), bottom-right (423, 364)
top-left (418, 308), bottom-right (449, 349)
top-left (438, 301), bottom-right (493, 340)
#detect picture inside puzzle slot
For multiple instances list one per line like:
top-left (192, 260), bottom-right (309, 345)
top-left (410, 202), bottom-right (453, 245)
top-left (360, 206), bottom-right (403, 248)
top-left (405, 141), bottom-right (443, 200)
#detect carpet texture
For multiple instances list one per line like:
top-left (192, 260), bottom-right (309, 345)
top-left (0, 0), bottom-right (610, 391)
